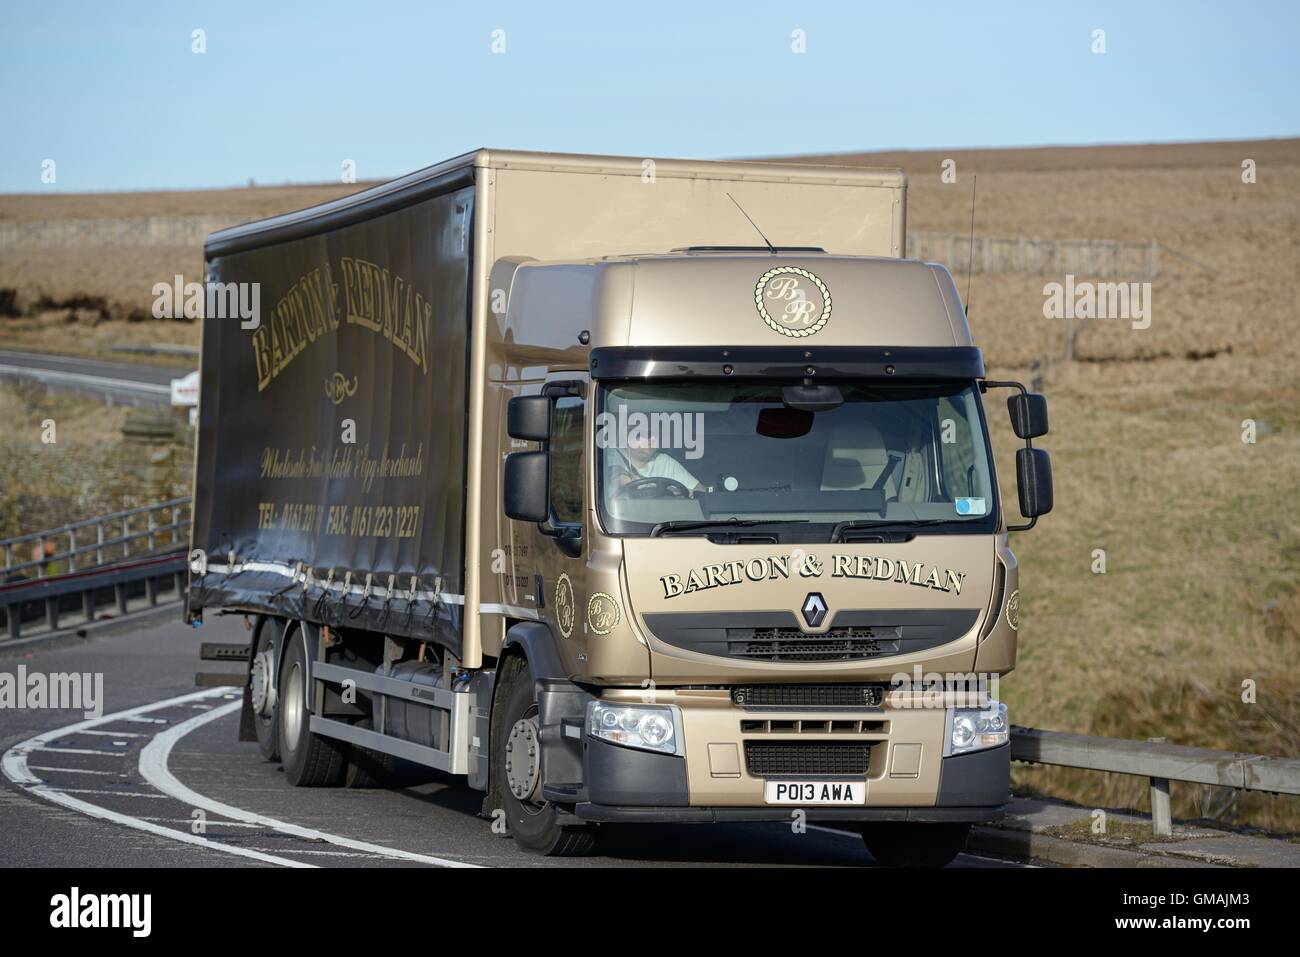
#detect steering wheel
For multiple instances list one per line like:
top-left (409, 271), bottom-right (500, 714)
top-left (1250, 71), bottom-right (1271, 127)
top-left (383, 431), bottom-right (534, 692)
top-left (613, 476), bottom-right (692, 500)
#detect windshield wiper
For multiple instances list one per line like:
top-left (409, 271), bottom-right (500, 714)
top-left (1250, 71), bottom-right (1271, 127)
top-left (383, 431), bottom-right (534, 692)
top-left (830, 518), bottom-right (957, 543)
top-left (649, 517), bottom-right (808, 538)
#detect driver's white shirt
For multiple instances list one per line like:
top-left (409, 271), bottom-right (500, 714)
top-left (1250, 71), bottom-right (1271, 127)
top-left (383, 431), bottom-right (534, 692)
top-left (613, 451), bottom-right (700, 489)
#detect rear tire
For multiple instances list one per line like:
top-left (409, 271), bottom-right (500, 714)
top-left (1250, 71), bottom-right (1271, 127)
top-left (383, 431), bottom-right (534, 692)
top-left (860, 822), bottom-right (971, 868)
top-left (277, 625), bottom-right (346, 787)
top-left (344, 718), bottom-right (394, 789)
top-left (250, 617), bottom-right (282, 762)
top-left (490, 656), bottom-right (596, 856)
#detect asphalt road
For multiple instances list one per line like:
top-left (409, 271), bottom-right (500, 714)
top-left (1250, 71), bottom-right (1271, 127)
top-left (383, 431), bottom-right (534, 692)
top-left (0, 349), bottom-right (183, 408)
top-left (0, 614), bottom-right (1023, 868)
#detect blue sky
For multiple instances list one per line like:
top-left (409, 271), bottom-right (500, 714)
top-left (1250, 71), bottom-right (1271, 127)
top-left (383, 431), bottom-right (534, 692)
top-left (2, 0), bottom-right (1297, 192)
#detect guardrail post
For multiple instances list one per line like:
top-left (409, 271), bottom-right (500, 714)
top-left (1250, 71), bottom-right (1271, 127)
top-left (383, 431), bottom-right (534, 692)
top-left (82, 588), bottom-right (95, 622)
top-left (145, 576), bottom-right (158, 606)
top-left (173, 571), bottom-right (185, 597)
top-left (45, 597), bottom-right (59, 630)
top-left (96, 522), bottom-right (104, 566)
top-left (115, 582), bottom-right (129, 614)
top-left (1146, 736), bottom-right (1173, 836)
top-left (6, 606), bottom-right (18, 641)
top-left (1150, 777), bottom-right (1173, 836)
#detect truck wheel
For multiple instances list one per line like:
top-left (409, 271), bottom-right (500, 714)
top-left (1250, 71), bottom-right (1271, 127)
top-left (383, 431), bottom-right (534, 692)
top-left (249, 618), bottom-right (281, 761)
top-left (344, 719), bottom-right (393, 789)
top-left (859, 822), bottom-right (971, 868)
top-left (277, 627), bottom-right (346, 787)
top-left (491, 656), bottom-right (596, 856)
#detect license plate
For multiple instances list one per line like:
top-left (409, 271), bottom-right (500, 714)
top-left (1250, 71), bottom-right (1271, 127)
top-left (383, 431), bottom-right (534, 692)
top-left (764, 780), bottom-right (865, 805)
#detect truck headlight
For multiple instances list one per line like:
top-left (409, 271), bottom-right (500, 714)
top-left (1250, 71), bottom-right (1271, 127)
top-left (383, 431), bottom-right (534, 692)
top-left (945, 702), bottom-right (1008, 756)
top-left (587, 701), bottom-right (683, 755)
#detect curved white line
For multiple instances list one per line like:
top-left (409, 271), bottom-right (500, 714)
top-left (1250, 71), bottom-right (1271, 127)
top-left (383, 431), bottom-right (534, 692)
top-left (4, 685), bottom-right (483, 868)
top-left (139, 704), bottom-right (480, 868)
top-left (2, 687), bottom-right (310, 868)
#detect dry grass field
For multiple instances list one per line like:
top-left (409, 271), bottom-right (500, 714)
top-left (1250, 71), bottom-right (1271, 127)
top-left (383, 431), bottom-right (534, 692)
top-left (1, 138), bottom-right (1298, 830)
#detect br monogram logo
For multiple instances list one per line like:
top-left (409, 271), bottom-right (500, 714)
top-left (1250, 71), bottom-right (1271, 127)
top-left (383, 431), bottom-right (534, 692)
top-left (754, 266), bottom-right (831, 337)
top-left (325, 372), bottom-right (358, 405)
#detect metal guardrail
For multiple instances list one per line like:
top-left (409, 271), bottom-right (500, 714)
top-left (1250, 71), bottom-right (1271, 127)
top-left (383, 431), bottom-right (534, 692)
top-left (1, 497), bottom-right (191, 578)
top-left (1011, 726), bottom-right (1300, 836)
top-left (110, 344), bottom-right (201, 359)
top-left (0, 498), bottom-right (193, 641)
top-left (0, 359), bottom-right (175, 409)
top-left (0, 551), bottom-right (188, 640)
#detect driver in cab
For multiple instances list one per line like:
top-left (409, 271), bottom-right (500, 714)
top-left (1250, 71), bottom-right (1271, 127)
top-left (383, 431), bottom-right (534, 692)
top-left (608, 434), bottom-right (703, 496)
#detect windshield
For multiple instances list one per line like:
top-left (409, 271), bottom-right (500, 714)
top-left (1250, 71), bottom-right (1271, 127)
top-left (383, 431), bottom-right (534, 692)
top-left (595, 379), bottom-right (997, 538)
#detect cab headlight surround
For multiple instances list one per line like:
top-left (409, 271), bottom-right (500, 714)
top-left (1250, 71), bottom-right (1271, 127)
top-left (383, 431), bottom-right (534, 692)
top-left (944, 701), bottom-right (1009, 756)
top-left (586, 700), bottom-right (684, 756)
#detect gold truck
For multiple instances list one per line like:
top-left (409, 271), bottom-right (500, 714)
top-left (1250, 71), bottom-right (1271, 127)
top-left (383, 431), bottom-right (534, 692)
top-left (189, 149), bottom-right (1052, 866)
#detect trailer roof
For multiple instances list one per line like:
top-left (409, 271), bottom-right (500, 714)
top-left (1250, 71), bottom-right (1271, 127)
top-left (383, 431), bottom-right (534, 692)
top-left (204, 149), bottom-right (905, 259)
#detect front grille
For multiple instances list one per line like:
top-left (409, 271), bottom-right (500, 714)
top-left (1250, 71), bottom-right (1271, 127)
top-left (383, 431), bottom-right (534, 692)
top-left (732, 684), bottom-right (885, 709)
top-left (728, 626), bottom-right (900, 662)
top-left (744, 741), bottom-right (874, 776)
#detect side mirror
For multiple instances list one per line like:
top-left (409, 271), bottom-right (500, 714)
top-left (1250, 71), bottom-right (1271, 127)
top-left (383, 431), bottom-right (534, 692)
top-left (504, 451), bottom-right (550, 522)
top-left (1007, 393), bottom-right (1049, 439)
top-left (508, 396), bottom-right (551, 442)
top-left (1015, 447), bottom-right (1054, 519)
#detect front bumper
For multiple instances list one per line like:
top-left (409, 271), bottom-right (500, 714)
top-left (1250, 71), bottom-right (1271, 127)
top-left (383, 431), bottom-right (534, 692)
top-left (573, 803), bottom-right (1005, 825)
top-left (569, 693), bottom-right (1009, 822)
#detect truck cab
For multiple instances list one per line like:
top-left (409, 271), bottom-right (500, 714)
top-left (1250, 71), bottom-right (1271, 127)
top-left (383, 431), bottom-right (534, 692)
top-left (489, 248), bottom-right (1052, 864)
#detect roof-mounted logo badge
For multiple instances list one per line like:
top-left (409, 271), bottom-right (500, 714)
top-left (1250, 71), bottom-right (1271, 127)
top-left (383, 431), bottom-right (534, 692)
top-left (755, 266), bottom-right (831, 338)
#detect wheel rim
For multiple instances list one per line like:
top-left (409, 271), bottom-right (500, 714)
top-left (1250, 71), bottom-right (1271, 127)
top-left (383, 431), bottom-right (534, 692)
top-left (283, 660), bottom-right (304, 745)
top-left (250, 648), bottom-right (276, 717)
top-left (504, 713), bottom-right (541, 805)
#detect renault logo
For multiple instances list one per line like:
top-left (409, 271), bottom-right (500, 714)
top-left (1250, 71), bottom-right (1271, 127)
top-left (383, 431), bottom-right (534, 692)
top-left (801, 592), bottom-right (828, 628)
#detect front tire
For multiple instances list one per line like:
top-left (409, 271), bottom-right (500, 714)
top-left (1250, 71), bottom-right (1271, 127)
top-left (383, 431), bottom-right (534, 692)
top-left (277, 624), bottom-right (346, 787)
top-left (490, 656), bottom-right (595, 856)
top-left (860, 822), bottom-right (971, 868)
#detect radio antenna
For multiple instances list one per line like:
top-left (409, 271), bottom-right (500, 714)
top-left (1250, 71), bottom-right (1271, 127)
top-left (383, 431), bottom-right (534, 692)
top-left (964, 174), bottom-right (978, 317)
top-left (727, 193), bottom-right (777, 255)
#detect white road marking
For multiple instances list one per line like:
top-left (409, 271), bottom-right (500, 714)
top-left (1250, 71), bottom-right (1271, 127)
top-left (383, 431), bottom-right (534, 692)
top-left (137, 817), bottom-right (266, 829)
top-left (48, 788), bottom-right (167, 799)
top-left (245, 847), bottom-right (388, 859)
top-left (79, 730), bottom-right (146, 738)
top-left (139, 700), bottom-right (481, 868)
top-left (3, 688), bottom-right (310, 868)
top-left (26, 766), bottom-right (123, 776)
top-left (4, 685), bottom-right (480, 868)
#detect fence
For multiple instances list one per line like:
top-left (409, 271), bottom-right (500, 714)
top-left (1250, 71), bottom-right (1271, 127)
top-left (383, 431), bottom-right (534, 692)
top-left (0, 498), bottom-right (192, 641)
top-left (907, 232), bottom-right (1161, 280)
top-left (1, 497), bottom-right (191, 578)
top-left (1011, 726), bottom-right (1300, 836)
top-left (1, 215), bottom-right (1162, 282)
top-left (0, 215), bottom-right (238, 249)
